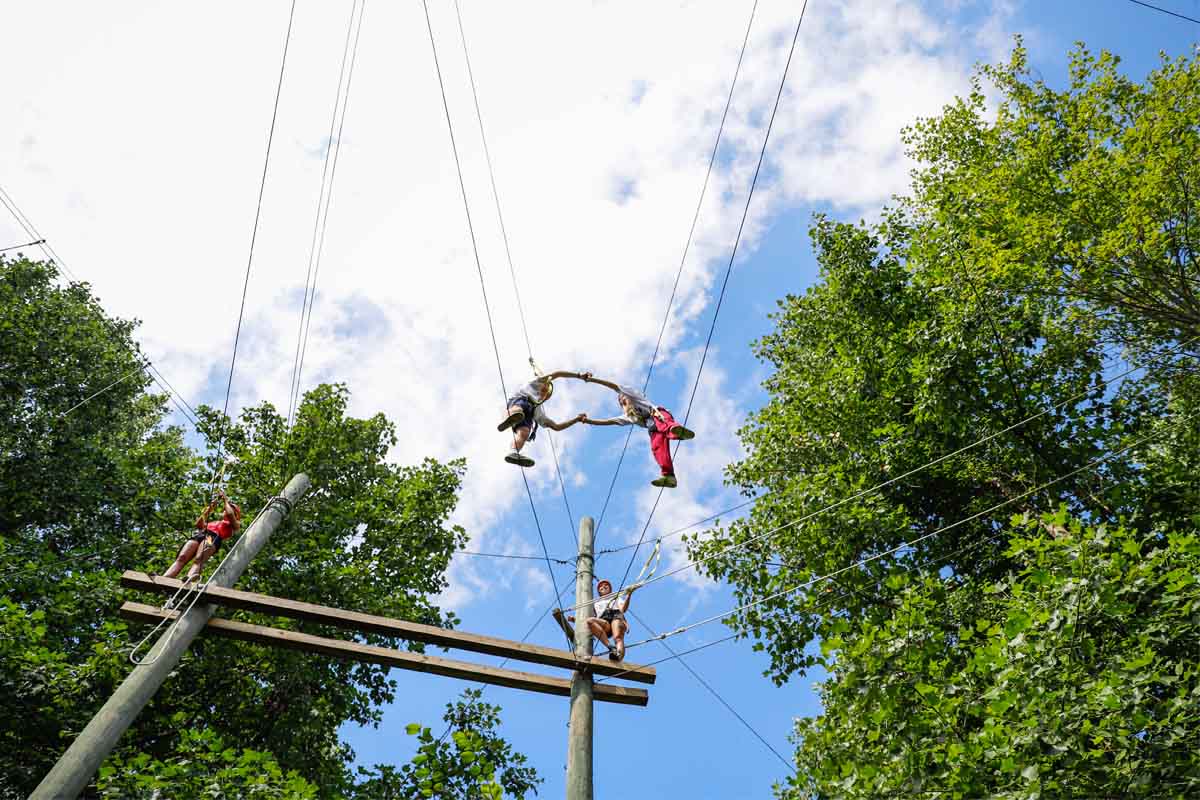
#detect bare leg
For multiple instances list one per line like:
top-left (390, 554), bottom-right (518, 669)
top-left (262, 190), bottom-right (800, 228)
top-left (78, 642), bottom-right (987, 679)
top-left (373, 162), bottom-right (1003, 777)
top-left (186, 540), bottom-right (218, 581)
top-left (611, 618), bottom-right (628, 659)
top-left (163, 539), bottom-right (200, 579)
top-left (586, 618), bottom-right (613, 650)
top-left (512, 425), bottom-right (531, 452)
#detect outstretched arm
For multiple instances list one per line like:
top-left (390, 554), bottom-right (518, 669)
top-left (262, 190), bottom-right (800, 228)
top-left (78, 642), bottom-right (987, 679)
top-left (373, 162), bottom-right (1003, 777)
top-left (582, 374), bottom-right (621, 393)
top-left (582, 415), bottom-right (628, 427)
top-left (619, 585), bottom-right (635, 612)
top-left (541, 412), bottom-right (587, 432)
top-left (545, 369), bottom-right (587, 381)
top-left (194, 501), bottom-right (215, 530)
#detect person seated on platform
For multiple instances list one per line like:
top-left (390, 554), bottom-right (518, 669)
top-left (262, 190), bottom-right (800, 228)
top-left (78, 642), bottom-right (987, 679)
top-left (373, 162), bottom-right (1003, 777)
top-left (161, 489), bottom-right (242, 582)
top-left (496, 370), bottom-right (589, 468)
top-left (586, 579), bottom-right (636, 661)
top-left (576, 373), bottom-right (694, 488)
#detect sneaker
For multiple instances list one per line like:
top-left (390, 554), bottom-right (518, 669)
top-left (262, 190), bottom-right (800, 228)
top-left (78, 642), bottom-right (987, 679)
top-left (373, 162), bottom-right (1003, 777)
top-left (504, 450), bottom-right (535, 468)
top-left (651, 474), bottom-right (678, 488)
top-left (670, 425), bottom-right (695, 440)
top-left (608, 649), bottom-right (620, 662)
top-left (497, 409), bottom-right (525, 432)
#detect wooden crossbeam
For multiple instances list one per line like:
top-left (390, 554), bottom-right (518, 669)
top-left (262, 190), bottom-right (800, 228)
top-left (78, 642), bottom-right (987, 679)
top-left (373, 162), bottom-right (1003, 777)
top-left (120, 602), bottom-right (648, 706)
top-left (121, 571), bottom-right (655, 684)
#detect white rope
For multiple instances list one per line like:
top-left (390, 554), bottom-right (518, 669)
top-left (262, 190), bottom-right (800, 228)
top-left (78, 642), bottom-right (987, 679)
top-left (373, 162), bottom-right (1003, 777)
top-left (620, 537), bottom-right (661, 594)
top-left (557, 335), bottom-right (1200, 617)
top-left (620, 410), bottom-right (1196, 651)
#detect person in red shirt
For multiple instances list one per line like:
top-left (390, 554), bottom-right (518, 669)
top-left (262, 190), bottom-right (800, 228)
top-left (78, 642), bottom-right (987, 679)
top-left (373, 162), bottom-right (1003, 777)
top-left (162, 489), bottom-right (242, 582)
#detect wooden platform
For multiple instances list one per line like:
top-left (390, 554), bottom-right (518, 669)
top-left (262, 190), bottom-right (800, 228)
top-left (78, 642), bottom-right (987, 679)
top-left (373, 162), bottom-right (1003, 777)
top-left (121, 571), bottom-right (655, 684)
top-left (120, 602), bottom-right (648, 706)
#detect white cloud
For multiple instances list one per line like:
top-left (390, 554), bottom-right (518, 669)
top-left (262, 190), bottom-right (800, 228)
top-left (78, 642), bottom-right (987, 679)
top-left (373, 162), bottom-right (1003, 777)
top-left (1, 0), bottom-right (1017, 612)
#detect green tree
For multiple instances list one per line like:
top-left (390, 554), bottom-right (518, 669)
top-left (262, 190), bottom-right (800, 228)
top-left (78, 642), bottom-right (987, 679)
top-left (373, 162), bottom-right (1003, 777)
top-left (781, 513), bottom-right (1200, 799)
top-left (97, 728), bottom-right (318, 799)
top-left (1, 257), bottom-right (199, 798)
top-left (686, 44), bottom-right (1200, 685)
top-left (1, 257), bottom-right (490, 797)
top-left (354, 690), bottom-right (540, 799)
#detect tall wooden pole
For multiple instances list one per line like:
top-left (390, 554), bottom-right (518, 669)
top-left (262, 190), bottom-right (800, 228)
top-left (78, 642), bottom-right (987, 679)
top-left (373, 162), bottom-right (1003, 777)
top-left (31, 473), bottom-right (311, 800)
top-left (566, 516), bottom-right (594, 800)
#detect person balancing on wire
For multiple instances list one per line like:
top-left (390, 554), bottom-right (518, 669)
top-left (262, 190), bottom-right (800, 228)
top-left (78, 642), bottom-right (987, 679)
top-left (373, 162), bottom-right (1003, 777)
top-left (496, 368), bottom-right (591, 467)
top-left (160, 489), bottom-right (242, 582)
top-left (577, 373), bottom-right (694, 487)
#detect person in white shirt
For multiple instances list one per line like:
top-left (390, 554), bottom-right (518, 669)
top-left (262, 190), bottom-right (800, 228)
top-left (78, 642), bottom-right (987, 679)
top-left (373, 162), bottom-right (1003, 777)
top-left (496, 370), bottom-right (590, 467)
top-left (577, 373), bottom-right (694, 487)
top-left (585, 579), bottom-right (636, 661)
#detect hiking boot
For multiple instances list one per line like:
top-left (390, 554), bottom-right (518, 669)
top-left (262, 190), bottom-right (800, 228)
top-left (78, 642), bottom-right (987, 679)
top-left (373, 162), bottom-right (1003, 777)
top-left (497, 409), bottom-right (525, 432)
top-left (504, 450), bottom-right (535, 468)
top-left (651, 474), bottom-right (678, 488)
top-left (671, 425), bottom-right (695, 440)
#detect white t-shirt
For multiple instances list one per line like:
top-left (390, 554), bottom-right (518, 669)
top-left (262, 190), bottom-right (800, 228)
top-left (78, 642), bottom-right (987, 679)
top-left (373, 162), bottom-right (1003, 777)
top-left (513, 379), bottom-right (551, 405)
top-left (594, 591), bottom-right (625, 617)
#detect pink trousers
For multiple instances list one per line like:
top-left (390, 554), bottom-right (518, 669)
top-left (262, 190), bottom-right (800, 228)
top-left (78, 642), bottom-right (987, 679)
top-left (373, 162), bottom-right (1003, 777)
top-left (649, 407), bottom-right (681, 476)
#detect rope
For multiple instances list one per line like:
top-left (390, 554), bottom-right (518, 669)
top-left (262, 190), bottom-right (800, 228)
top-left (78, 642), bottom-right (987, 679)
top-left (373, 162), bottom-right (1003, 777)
top-left (421, 0), bottom-right (561, 600)
top-left (613, 0), bottom-right (810, 591)
top-left (616, 409), bottom-right (1197, 649)
top-left (594, 0), bottom-right (761, 538)
top-left (60, 363), bottom-right (148, 417)
top-left (216, 0), bottom-right (298, 466)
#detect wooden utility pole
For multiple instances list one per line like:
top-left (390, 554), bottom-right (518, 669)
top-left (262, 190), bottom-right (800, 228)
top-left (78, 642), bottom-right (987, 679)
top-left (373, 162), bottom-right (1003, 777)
top-left (31, 473), bottom-right (310, 800)
top-left (566, 516), bottom-right (595, 800)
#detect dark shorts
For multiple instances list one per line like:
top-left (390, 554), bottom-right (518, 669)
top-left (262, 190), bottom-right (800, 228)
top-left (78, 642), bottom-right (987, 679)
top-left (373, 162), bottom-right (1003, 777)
top-left (506, 395), bottom-right (539, 440)
top-left (189, 529), bottom-right (222, 552)
top-left (600, 609), bottom-right (627, 628)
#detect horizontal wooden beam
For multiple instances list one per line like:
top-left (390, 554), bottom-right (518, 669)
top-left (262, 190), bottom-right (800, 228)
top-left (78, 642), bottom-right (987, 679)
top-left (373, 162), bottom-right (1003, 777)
top-left (120, 602), bottom-right (648, 707)
top-left (121, 571), bottom-right (654, 684)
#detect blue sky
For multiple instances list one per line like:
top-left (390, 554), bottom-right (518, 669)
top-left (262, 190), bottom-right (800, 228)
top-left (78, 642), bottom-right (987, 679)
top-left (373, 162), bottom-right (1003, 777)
top-left (2, 1), bottom-right (1197, 797)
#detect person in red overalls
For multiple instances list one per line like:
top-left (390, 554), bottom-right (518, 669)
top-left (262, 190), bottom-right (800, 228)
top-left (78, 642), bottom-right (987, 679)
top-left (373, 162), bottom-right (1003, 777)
top-left (578, 374), bottom-right (694, 487)
top-left (162, 489), bottom-right (242, 582)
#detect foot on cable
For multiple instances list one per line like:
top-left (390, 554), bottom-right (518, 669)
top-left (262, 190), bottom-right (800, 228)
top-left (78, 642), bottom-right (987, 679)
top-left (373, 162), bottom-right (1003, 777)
top-left (650, 474), bottom-right (678, 488)
top-left (608, 649), bottom-right (620, 662)
top-left (504, 450), bottom-right (535, 468)
top-left (497, 409), bottom-right (525, 432)
top-left (670, 425), bottom-right (695, 440)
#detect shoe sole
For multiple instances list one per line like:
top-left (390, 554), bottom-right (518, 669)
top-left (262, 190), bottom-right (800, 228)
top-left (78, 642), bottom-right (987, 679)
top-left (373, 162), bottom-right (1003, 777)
top-left (498, 411), bottom-right (525, 432)
top-left (504, 455), bottom-right (535, 468)
top-left (671, 426), bottom-right (695, 440)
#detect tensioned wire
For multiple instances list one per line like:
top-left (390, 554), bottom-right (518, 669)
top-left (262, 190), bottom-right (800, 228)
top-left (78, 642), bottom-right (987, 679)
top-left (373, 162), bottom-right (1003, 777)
top-left (0, 185), bottom-right (203, 430)
top-left (597, 410), bottom-right (1195, 681)
top-left (594, 333), bottom-right (1194, 559)
top-left (452, 0), bottom-right (580, 549)
top-left (285, 0), bottom-right (365, 434)
top-left (447, 4), bottom-right (804, 764)
top-left (561, 333), bottom-right (1200, 617)
top-left (420, 0), bottom-right (562, 602)
top-left (615, 407), bottom-right (1199, 652)
top-left (216, 0), bottom-right (299, 467)
top-left (594, 0), bottom-right (762, 540)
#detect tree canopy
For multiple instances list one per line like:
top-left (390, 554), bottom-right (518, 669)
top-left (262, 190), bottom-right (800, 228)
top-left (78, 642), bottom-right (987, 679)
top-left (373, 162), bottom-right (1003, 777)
top-left (683, 43), bottom-right (1200, 797)
top-left (1, 256), bottom-right (537, 798)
